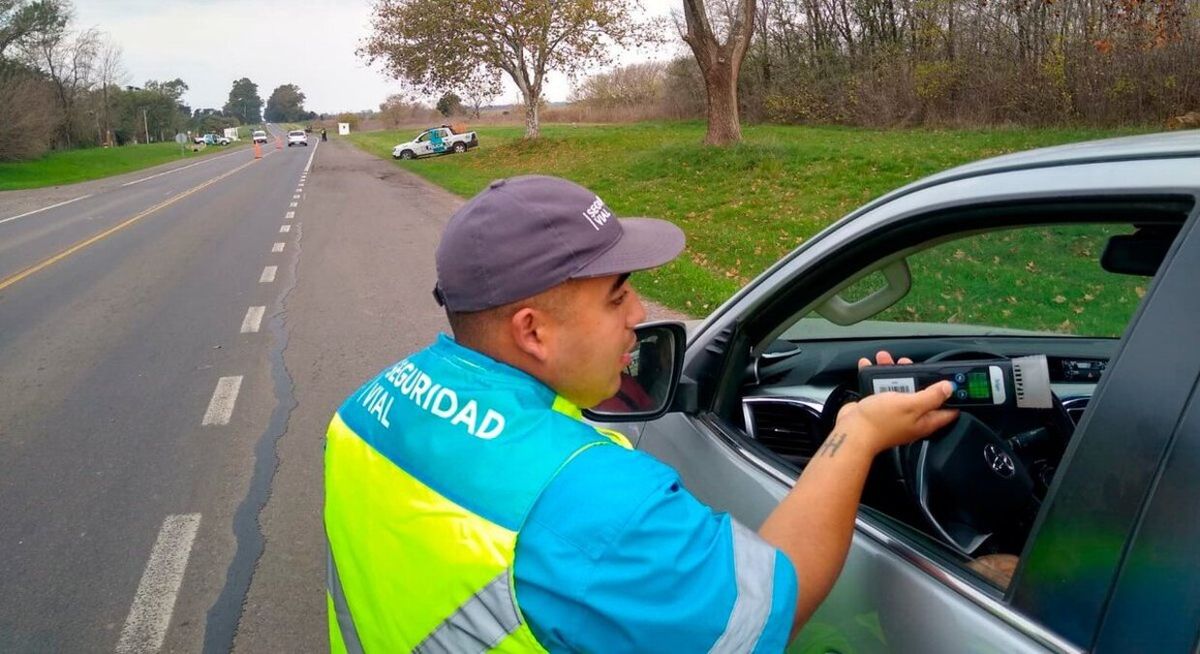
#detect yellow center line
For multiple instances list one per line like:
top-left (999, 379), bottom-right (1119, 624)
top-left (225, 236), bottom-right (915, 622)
top-left (0, 157), bottom-right (263, 294)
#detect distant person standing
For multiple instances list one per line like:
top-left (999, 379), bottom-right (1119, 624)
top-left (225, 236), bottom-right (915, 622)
top-left (321, 128), bottom-right (328, 142)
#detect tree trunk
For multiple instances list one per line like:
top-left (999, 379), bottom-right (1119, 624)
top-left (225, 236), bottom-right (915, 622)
top-left (682, 0), bottom-right (756, 147)
top-left (702, 62), bottom-right (742, 145)
top-left (523, 95), bottom-right (540, 139)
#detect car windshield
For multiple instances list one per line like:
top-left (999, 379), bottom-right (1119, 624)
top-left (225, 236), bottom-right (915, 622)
top-left (787, 224), bottom-right (1148, 340)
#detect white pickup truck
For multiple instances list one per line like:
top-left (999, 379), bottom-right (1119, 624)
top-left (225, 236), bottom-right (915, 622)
top-left (391, 127), bottom-right (479, 160)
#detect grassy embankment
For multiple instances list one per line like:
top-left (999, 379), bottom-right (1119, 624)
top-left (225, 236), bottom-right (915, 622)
top-left (0, 138), bottom-right (248, 192)
top-left (346, 122), bottom-right (1146, 333)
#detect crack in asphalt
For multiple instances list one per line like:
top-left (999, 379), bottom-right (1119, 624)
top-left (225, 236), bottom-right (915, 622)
top-left (201, 212), bottom-right (305, 654)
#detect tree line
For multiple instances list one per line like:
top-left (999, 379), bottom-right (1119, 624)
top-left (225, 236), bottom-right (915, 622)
top-left (0, 0), bottom-right (321, 162)
top-left (571, 0), bottom-right (1200, 131)
top-left (364, 0), bottom-right (1199, 145)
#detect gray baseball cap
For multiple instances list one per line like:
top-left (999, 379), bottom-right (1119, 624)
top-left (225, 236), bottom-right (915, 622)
top-left (434, 175), bottom-right (686, 312)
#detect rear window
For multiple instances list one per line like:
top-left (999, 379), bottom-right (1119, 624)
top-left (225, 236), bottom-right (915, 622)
top-left (289, 131), bottom-right (305, 137)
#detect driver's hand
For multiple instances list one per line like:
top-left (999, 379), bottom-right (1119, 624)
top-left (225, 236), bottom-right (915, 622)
top-left (834, 351), bottom-right (958, 454)
top-left (857, 350), bottom-right (912, 369)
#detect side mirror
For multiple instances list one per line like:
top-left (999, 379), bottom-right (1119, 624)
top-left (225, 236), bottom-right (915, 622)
top-left (583, 321), bottom-right (687, 423)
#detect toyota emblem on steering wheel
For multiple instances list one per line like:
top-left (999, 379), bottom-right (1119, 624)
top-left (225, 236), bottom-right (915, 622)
top-left (984, 444), bottom-right (1016, 478)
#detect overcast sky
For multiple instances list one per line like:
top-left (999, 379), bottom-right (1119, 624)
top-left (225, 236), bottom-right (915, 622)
top-left (74, 0), bottom-right (683, 114)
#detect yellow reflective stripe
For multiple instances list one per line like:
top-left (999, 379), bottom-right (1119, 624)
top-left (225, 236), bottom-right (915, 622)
top-left (325, 413), bottom-right (515, 650)
top-left (551, 396), bottom-right (633, 449)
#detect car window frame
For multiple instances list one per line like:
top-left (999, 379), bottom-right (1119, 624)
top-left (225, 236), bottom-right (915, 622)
top-left (686, 194), bottom-right (1197, 651)
top-left (1009, 199), bottom-right (1200, 646)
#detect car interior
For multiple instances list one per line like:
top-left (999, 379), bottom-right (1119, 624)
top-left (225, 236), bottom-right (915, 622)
top-left (714, 196), bottom-right (1194, 595)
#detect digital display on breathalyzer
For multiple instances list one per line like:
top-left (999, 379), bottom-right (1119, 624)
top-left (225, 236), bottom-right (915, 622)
top-left (966, 371), bottom-right (990, 399)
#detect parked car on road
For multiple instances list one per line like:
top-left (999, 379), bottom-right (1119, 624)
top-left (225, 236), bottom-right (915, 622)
top-left (590, 132), bottom-right (1200, 653)
top-left (391, 127), bottom-right (478, 160)
top-left (287, 130), bottom-right (308, 147)
top-left (252, 130), bottom-right (268, 144)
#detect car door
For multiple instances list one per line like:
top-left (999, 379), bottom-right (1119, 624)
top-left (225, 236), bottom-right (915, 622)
top-left (633, 156), bottom-right (1200, 652)
top-left (414, 131), bottom-right (433, 156)
top-left (1057, 209), bottom-right (1200, 653)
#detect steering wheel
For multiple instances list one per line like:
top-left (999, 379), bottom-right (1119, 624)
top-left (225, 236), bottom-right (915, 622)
top-left (890, 349), bottom-right (1081, 555)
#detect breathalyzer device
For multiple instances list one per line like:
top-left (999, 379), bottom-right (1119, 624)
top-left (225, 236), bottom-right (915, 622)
top-left (858, 355), bottom-right (1053, 409)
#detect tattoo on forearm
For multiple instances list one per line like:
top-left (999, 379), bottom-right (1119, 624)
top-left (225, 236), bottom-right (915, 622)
top-left (816, 433), bottom-right (847, 457)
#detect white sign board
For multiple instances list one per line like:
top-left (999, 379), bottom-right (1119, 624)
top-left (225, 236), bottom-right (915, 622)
top-left (223, 127), bottom-right (239, 140)
top-left (174, 133), bottom-right (188, 145)
top-left (338, 122), bottom-right (350, 136)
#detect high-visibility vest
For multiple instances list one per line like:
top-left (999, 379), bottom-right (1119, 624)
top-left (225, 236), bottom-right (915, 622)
top-left (324, 336), bottom-right (630, 652)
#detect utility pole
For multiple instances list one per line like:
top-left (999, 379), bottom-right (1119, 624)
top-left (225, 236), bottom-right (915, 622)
top-left (143, 108), bottom-right (150, 144)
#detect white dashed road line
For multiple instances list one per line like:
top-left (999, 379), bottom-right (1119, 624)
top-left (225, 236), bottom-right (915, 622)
top-left (279, 225), bottom-right (291, 233)
top-left (201, 376), bottom-right (243, 426)
top-left (289, 202), bottom-right (297, 208)
top-left (272, 242), bottom-right (285, 252)
top-left (259, 266), bottom-right (277, 283)
top-left (292, 194), bottom-right (300, 200)
top-left (285, 211), bottom-right (294, 220)
top-left (240, 306), bottom-right (266, 333)
top-left (115, 513), bottom-right (201, 654)
top-left (0, 194), bottom-right (93, 226)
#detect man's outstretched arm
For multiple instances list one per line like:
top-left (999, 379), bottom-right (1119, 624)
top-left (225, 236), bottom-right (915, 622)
top-left (758, 364), bottom-right (957, 638)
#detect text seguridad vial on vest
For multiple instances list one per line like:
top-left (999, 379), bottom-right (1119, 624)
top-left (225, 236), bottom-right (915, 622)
top-left (356, 358), bottom-right (507, 439)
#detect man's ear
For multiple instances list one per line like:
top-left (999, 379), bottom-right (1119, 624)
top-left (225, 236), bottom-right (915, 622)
top-left (509, 307), bottom-right (552, 363)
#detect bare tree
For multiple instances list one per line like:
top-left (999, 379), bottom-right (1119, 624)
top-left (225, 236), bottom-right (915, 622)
top-left (94, 35), bottom-right (124, 146)
top-left (680, 0), bottom-right (757, 145)
top-left (462, 85), bottom-right (499, 119)
top-left (24, 26), bottom-right (99, 148)
top-left (361, 0), bottom-right (654, 139)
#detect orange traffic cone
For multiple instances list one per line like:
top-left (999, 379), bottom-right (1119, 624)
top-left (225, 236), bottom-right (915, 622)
top-left (254, 142), bottom-right (262, 159)
top-left (275, 136), bottom-right (282, 150)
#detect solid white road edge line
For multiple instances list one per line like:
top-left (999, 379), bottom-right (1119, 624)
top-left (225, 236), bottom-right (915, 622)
top-left (240, 306), bottom-right (266, 333)
top-left (272, 242), bottom-right (285, 252)
top-left (115, 514), bottom-right (201, 654)
top-left (0, 194), bottom-right (93, 226)
top-left (121, 148), bottom-right (246, 187)
top-left (259, 266), bottom-right (277, 283)
top-left (201, 376), bottom-right (243, 426)
top-left (279, 224), bottom-right (291, 233)
top-left (303, 139), bottom-right (319, 173)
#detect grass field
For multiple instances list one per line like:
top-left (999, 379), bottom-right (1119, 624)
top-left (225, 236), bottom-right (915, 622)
top-left (346, 121), bottom-right (1147, 333)
top-left (0, 139), bottom-right (246, 191)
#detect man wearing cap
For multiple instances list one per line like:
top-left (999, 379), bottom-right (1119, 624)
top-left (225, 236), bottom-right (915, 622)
top-left (324, 175), bottom-right (956, 652)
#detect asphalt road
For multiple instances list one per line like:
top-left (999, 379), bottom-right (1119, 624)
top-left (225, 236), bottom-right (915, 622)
top-left (0, 127), bottom-right (685, 653)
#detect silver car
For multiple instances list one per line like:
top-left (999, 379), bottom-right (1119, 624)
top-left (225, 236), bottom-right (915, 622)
top-left (590, 132), bottom-right (1200, 653)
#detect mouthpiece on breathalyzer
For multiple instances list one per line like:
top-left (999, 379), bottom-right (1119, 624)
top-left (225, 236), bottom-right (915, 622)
top-left (858, 355), bottom-right (1053, 410)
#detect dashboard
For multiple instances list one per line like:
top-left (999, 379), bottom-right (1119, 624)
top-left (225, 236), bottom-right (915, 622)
top-left (738, 336), bottom-right (1117, 466)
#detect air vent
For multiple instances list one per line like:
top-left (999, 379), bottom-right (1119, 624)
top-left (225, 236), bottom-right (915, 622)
top-left (744, 400), bottom-right (824, 462)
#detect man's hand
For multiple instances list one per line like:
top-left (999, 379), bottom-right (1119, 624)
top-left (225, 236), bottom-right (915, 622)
top-left (763, 350), bottom-right (960, 636)
top-left (834, 350), bottom-right (958, 455)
